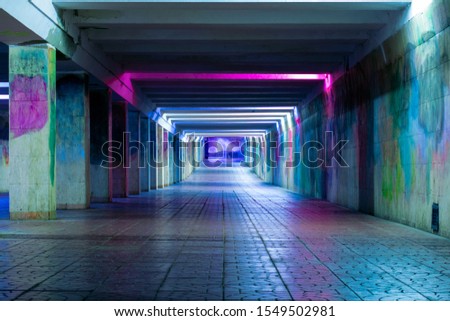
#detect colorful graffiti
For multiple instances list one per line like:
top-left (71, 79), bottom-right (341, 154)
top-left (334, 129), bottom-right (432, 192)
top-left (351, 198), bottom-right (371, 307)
top-left (252, 1), bottom-right (450, 237)
top-left (9, 75), bottom-right (49, 138)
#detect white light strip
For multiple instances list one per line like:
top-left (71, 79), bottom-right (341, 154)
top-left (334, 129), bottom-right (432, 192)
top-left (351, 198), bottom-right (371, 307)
top-left (193, 135), bottom-right (265, 138)
top-left (183, 129), bottom-right (267, 132)
top-left (175, 121), bottom-right (278, 125)
top-left (184, 131), bottom-right (267, 135)
top-left (0, 82), bottom-right (9, 88)
top-left (184, 129), bottom-right (268, 132)
top-left (165, 112), bottom-right (292, 118)
top-left (185, 133), bottom-right (266, 137)
top-left (0, 94), bottom-right (9, 100)
top-left (169, 117), bottom-right (285, 121)
top-left (161, 106), bottom-right (295, 110)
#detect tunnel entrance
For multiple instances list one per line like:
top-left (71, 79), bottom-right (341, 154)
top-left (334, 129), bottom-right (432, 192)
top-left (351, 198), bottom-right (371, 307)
top-left (204, 137), bottom-right (245, 168)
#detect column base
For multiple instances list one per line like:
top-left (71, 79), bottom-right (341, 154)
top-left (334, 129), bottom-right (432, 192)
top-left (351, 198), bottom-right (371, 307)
top-left (57, 204), bottom-right (89, 210)
top-left (90, 197), bottom-right (111, 203)
top-left (10, 211), bottom-right (56, 220)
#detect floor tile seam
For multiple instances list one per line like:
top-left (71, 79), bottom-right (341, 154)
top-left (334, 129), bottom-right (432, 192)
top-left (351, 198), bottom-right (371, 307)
top-left (232, 190), bottom-right (294, 301)
top-left (240, 188), bottom-right (365, 301)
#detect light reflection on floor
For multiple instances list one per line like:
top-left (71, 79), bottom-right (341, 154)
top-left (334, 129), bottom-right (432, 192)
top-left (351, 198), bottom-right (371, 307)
top-left (0, 167), bottom-right (449, 301)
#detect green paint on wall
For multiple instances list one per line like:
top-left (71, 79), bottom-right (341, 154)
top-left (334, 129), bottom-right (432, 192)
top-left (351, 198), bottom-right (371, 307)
top-left (48, 46), bottom-right (56, 187)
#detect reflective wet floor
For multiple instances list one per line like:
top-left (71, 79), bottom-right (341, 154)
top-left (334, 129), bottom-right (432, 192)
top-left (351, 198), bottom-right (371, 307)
top-left (0, 166), bottom-right (449, 301)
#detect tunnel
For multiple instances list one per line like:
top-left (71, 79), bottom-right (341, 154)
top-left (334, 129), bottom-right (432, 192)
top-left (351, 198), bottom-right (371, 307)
top-left (0, 0), bottom-right (449, 302)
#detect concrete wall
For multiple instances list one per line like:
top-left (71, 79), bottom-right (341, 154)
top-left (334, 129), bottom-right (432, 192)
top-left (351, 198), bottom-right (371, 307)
top-left (0, 107), bottom-right (8, 193)
top-left (254, 0), bottom-right (450, 238)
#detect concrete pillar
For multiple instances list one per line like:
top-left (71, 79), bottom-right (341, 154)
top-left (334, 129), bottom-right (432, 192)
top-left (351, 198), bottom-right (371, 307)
top-left (179, 137), bottom-right (185, 182)
top-left (149, 120), bottom-right (158, 190)
top-left (268, 131), bottom-right (276, 184)
top-left (56, 74), bottom-right (90, 209)
top-left (9, 44), bottom-right (56, 219)
top-left (157, 125), bottom-right (164, 189)
top-left (89, 89), bottom-right (112, 203)
top-left (128, 111), bottom-right (140, 195)
top-left (112, 102), bottom-right (128, 198)
top-left (140, 116), bottom-right (149, 192)
top-left (184, 138), bottom-right (191, 179)
top-left (168, 132), bottom-right (174, 185)
top-left (173, 134), bottom-right (180, 184)
top-left (163, 129), bottom-right (169, 187)
top-left (0, 106), bottom-right (9, 193)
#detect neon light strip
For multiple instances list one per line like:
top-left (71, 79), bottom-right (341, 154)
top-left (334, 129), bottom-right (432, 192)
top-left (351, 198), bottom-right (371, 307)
top-left (175, 121), bottom-right (277, 124)
top-left (185, 131), bottom-right (266, 134)
top-left (128, 72), bottom-right (328, 81)
top-left (163, 112), bottom-right (292, 122)
top-left (185, 132), bottom-right (266, 136)
top-left (184, 131), bottom-right (267, 135)
top-left (187, 134), bottom-right (266, 138)
top-left (169, 116), bottom-right (285, 120)
top-left (159, 106), bottom-right (296, 111)
top-left (184, 129), bottom-right (266, 131)
top-left (0, 94), bottom-right (9, 100)
top-left (164, 112), bottom-right (291, 117)
top-left (0, 82), bottom-right (9, 88)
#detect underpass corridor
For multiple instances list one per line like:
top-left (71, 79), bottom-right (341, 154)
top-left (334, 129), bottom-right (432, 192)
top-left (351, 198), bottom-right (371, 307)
top-left (0, 0), bottom-right (449, 303)
top-left (0, 166), bottom-right (449, 301)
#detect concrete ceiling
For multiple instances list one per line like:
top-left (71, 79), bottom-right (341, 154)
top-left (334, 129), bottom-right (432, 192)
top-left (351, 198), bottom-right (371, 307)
top-left (1, 1), bottom-right (412, 137)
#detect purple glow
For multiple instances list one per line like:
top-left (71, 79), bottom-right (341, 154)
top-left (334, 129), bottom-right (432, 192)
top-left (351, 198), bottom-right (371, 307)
top-left (126, 72), bottom-right (329, 81)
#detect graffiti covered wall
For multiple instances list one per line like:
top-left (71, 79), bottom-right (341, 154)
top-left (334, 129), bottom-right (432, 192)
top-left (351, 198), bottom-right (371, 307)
top-left (254, 0), bottom-right (450, 237)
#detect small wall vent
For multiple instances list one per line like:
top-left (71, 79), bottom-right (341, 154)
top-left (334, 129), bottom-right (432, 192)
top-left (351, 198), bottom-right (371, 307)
top-left (432, 203), bottom-right (439, 233)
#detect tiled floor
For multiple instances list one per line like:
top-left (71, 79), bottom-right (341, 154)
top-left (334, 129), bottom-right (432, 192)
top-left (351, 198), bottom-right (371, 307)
top-left (0, 166), bottom-right (449, 301)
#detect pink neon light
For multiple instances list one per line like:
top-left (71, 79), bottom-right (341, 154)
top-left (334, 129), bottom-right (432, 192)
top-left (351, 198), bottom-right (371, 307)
top-left (324, 74), bottom-right (332, 90)
top-left (126, 72), bottom-right (329, 81)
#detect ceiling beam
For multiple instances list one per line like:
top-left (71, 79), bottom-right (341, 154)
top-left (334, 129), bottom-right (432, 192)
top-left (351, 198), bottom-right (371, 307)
top-left (142, 90), bottom-right (309, 96)
top-left (147, 94), bottom-right (306, 101)
top-left (121, 60), bottom-right (341, 74)
top-left (87, 28), bottom-right (371, 41)
top-left (151, 97), bottom-right (301, 103)
top-left (100, 41), bottom-right (357, 55)
top-left (53, 1), bottom-right (411, 11)
top-left (69, 9), bottom-right (392, 26)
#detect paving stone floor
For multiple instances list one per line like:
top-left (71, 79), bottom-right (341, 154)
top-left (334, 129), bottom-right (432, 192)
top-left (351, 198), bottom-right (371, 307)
top-left (0, 166), bottom-right (449, 301)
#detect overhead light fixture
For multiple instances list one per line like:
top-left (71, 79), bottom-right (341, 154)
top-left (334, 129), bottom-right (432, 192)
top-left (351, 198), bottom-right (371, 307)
top-left (127, 72), bottom-right (329, 81)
